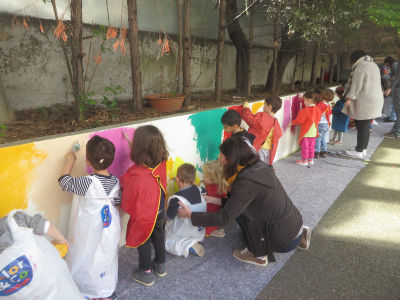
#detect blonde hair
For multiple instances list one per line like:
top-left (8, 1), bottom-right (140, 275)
top-left (202, 160), bottom-right (228, 195)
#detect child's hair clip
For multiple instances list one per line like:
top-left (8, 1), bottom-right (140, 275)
top-left (99, 158), bottom-right (104, 164)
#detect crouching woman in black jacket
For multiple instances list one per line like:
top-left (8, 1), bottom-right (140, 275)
top-left (178, 136), bottom-right (311, 266)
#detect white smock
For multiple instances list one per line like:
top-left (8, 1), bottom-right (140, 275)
top-left (0, 210), bottom-right (83, 300)
top-left (165, 188), bottom-right (206, 258)
top-left (66, 176), bottom-right (121, 299)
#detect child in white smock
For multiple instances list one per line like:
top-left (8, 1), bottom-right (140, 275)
top-left (59, 135), bottom-right (120, 300)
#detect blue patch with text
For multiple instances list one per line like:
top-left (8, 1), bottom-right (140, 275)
top-left (0, 255), bottom-right (33, 296)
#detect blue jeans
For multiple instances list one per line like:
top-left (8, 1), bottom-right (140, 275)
top-left (315, 123), bottom-right (329, 153)
top-left (392, 88), bottom-right (400, 137)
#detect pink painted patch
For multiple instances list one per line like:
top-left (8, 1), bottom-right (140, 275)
top-left (282, 99), bottom-right (291, 131)
top-left (291, 94), bottom-right (302, 134)
top-left (88, 127), bottom-right (135, 178)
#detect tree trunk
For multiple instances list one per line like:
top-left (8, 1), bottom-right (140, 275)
top-left (0, 77), bottom-right (15, 123)
top-left (215, 0), bottom-right (226, 102)
top-left (246, 6), bottom-right (254, 98)
top-left (301, 51), bottom-right (305, 89)
top-left (176, 0), bottom-right (183, 94)
top-left (226, 0), bottom-right (249, 96)
top-left (336, 46), bottom-right (341, 83)
top-left (265, 31), bottom-right (306, 92)
top-left (310, 41), bottom-right (320, 88)
top-left (291, 54), bottom-right (298, 91)
top-left (127, 0), bottom-right (143, 113)
top-left (70, 0), bottom-right (84, 120)
top-left (271, 17), bottom-right (279, 93)
top-left (183, 0), bottom-right (191, 106)
top-left (320, 59), bottom-right (324, 85)
top-left (329, 52), bottom-right (334, 84)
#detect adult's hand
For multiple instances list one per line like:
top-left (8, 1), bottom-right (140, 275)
top-left (384, 88), bottom-right (392, 96)
top-left (344, 98), bottom-right (352, 107)
top-left (203, 195), bottom-right (222, 206)
top-left (177, 201), bottom-right (192, 218)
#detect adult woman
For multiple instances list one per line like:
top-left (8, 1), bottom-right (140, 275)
top-left (343, 50), bottom-right (383, 159)
top-left (178, 136), bottom-right (311, 266)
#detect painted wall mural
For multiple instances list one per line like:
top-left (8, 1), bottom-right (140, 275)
top-left (0, 93), bottom-right (309, 239)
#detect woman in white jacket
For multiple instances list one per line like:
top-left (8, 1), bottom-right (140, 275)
top-left (343, 50), bottom-right (384, 159)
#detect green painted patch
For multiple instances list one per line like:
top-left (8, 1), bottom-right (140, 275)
top-left (189, 108), bottom-right (226, 162)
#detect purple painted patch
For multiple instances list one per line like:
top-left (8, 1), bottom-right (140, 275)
top-left (282, 98), bottom-right (291, 131)
top-left (88, 127), bottom-right (135, 178)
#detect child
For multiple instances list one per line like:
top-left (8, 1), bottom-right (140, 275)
top-left (120, 125), bottom-right (168, 287)
top-left (202, 160), bottom-right (228, 238)
top-left (165, 163), bottom-right (207, 257)
top-left (330, 86), bottom-right (349, 145)
top-left (315, 88), bottom-right (334, 158)
top-left (221, 109), bottom-right (255, 145)
top-left (59, 135), bottom-right (120, 300)
top-left (241, 95), bottom-right (283, 165)
top-left (0, 210), bottom-right (82, 299)
top-left (289, 91), bottom-right (322, 166)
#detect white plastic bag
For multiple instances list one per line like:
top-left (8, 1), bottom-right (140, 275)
top-left (66, 176), bottom-right (121, 299)
top-left (0, 210), bottom-right (83, 300)
top-left (165, 193), bottom-right (206, 257)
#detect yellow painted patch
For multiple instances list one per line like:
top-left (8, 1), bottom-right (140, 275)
top-left (251, 102), bottom-right (264, 114)
top-left (0, 143), bottom-right (47, 217)
top-left (166, 157), bottom-right (201, 196)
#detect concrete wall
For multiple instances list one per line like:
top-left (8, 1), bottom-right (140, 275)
top-left (0, 13), bottom-right (276, 110)
top-left (0, 93), bottom-right (313, 244)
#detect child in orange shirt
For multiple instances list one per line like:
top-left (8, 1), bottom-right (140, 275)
top-left (289, 92), bottom-right (322, 166)
top-left (241, 96), bottom-right (283, 165)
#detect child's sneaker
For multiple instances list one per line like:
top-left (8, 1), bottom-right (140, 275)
top-left (209, 228), bottom-right (225, 238)
top-left (232, 247), bottom-right (268, 267)
top-left (296, 159), bottom-right (308, 166)
top-left (314, 152), bottom-right (320, 159)
top-left (320, 152), bottom-right (327, 158)
top-left (152, 261), bottom-right (166, 277)
top-left (307, 159), bottom-right (314, 165)
top-left (189, 242), bottom-right (205, 257)
top-left (132, 269), bottom-right (154, 287)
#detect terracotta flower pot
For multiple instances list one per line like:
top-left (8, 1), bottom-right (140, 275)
top-left (145, 94), bottom-right (185, 113)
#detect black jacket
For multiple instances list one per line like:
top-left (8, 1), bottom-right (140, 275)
top-left (191, 161), bottom-right (303, 256)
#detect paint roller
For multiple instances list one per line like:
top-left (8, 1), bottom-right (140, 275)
top-left (72, 141), bottom-right (81, 153)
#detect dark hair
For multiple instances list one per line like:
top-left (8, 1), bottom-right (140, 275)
top-left (86, 135), bottom-right (115, 170)
top-left (384, 56), bottom-right (395, 66)
top-left (177, 163), bottom-right (196, 184)
top-left (130, 125), bottom-right (169, 168)
top-left (221, 110), bottom-right (242, 127)
top-left (219, 136), bottom-right (259, 179)
top-left (350, 50), bottom-right (367, 65)
top-left (265, 95), bottom-right (282, 113)
top-left (320, 88), bottom-right (335, 102)
top-left (303, 91), bottom-right (316, 103)
top-left (335, 86), bottom-right (345, 97)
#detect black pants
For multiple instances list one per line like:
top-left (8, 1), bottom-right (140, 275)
top-left (137, 212), bottom-right (166, 270)
top-left (354, 119), bottom-right (372, 152)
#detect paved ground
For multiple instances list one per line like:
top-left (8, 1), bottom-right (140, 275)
top-left (257, 130), bottom-right (400, 299)
top-left (116, 121), bottom-right (399, 299)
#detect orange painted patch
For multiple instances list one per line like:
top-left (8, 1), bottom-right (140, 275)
top-left (0, 143), bottom-right (47, 217)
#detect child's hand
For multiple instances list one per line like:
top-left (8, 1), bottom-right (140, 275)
top-left (64, 151), bottom-right (77, 162)
top-left (243, 101), bottom-right (249, 108)
top-left (177, 201), bottom-right (192, 218)
top-left (203, 195), bottom-right (222, 206)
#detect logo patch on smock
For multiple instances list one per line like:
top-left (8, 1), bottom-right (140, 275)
top-left (0, 255), bottom-right (33, 296)
top-left (101, 205), bottom-right (112, 228)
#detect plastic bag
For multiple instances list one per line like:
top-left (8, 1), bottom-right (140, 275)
top-left (165, 194), bottom-right (206, 257)
top-left (0, 210), bottom-right (83, 300)
top-left (66, 176), bottom-right (121, 298)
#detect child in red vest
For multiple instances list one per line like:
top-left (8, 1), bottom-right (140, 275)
top-left (202, 160), bottom-right (228, 238)
top-left (241, 96), bottom-right (283, 165)
top-left (289, 92), bottom-right (322, 166)
top-left (315, 88), bottom-right (334, 158)
top-left (121, 125), bottom-right (168, 287)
